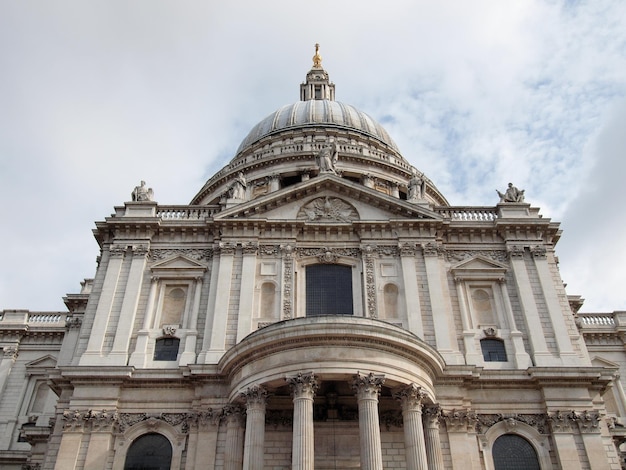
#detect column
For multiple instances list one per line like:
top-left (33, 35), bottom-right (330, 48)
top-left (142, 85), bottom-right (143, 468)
top-left (353, 373), bottom-right (385, 470)
top-left (393, 384), bottom-right (428, 470)
top-left (241, 385), bottom-right (268, 470)
top-left (287, 372), bottom-right (318, 470)
top-left (223, 406), bottom-right (245, 470)
top-left (423, 406), bottom-right (445, 470)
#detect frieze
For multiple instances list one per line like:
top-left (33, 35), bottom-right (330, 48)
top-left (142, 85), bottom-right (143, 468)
top-left (475, 413), bottom-right (549, 434)
top-left (260, 244), bottom-right (279, 256)
top-left (149, 249), bottom-right (213, 262)
top-left (242, 242), bottom-right (259, 255)
top-left (297, 196), bottom-right (359, 223)
top-left (376, 245), bottom-right (400, 257)
top-left (296, 247), bottom-right (360, 260)
top-left (446, 250), bottom-right (508, 263)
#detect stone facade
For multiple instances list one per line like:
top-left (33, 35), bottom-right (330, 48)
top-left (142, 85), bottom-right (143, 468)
top-left (1, 48), bottom-right (626, 469)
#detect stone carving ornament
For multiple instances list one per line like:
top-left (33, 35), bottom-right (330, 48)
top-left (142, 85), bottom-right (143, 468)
top-left (131, 180), bottom-right (154, 202)
top-left (298, 197), bottom-right (358, 223)
top-left (496, 183), bottom-right (525, 203)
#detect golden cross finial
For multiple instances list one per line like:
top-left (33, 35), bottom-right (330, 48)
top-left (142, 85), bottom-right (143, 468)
top-left (313, 43), bottom-right (322, 67)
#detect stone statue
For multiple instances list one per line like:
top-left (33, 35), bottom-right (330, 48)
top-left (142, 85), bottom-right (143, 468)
top-left (408, 168), bottom-right (425, 201)
top-left (131, 180), bottom-right (154, 202)
top-left (316, 141), bottom-right (338, 174)
top-left (229, 172), bottom-right (247, 200)
top-left (497, 183), bottom-right (525, 203)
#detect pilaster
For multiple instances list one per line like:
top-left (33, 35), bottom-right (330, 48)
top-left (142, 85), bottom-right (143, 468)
top-left (399, 243), bottom-right (424, 338)
top-left (237, 242), bottom-right (258, 342)
top-left (222, 405), bottom-right (245, 470)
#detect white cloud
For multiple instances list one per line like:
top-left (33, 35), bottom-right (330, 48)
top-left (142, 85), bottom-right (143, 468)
top-left (0, 0), bottom-right (625, 311)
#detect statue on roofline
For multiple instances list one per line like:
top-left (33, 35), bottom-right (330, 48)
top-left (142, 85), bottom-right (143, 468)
top-left (497, 183), bottom-right (525, 203)
top-left (131, 180), bottom-right (154, 202)
top-left (316, 140), bottom-right (338, 174)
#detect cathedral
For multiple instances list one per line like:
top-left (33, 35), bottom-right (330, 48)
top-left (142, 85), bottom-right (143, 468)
top-left (2, 46), bottom-right (626, 470)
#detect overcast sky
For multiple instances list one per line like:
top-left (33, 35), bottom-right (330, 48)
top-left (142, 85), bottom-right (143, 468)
top-left (1, 1), bottom-right (625, 313)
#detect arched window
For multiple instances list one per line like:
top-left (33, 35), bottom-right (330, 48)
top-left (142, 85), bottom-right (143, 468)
top-left (124, 433), bottom-right (172, 470)
top-left (481, 338), bottom-right (507, 362)
top-left (154, 337), bottom-right (180, 361)
top-left (492, 434), bottom-right (540, 470)
top-left (306, 264), bottom-right (353, 316)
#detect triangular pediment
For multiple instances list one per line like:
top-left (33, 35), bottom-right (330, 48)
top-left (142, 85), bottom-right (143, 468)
top-left (25, 355), bottom-right (57, 374)
top-left (151, 255), bottom-right (208, 276)
top-left (450, 255), bottom-right (508, 280)
top-left (214, 174), bottom-right (441, 222)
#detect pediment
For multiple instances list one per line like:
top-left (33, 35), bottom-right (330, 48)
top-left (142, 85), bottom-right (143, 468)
top-left (591, 356), bottom-right (620, 370)
top-left (150, 255), bottom-right (207, 276)
top-left (450, 255), bottom-right (508, 280)
top-left (25, 355), bottom-right (57, 374)
top-left (214, 174), bottom-right (441, 223)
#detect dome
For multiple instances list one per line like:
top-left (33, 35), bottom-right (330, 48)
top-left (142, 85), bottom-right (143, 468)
top-left (236, 100), bottom-right (400, 155)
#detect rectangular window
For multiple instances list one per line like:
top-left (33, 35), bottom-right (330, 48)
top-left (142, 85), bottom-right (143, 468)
top-left (306, 264), bottom-right (353, 316)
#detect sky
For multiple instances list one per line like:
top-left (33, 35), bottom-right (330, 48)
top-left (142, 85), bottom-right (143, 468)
top-left (0, 1), bottom-right (625, 313)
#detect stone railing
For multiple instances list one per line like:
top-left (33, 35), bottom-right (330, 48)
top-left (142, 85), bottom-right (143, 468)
top-left (436, 207), bottom-right (498, 221)
top-left (578, 313), bottom-right (617, 327)
top-left (156, 205), bottom-right (220, 220)
top-left (28, 313), bottom-right (66, 324)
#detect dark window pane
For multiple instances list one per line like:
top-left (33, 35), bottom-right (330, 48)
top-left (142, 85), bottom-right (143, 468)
top-left (481, 339), bottom-right (507, 362)
top-left (306, 264), bottom-right (353, 316)
top-left (493, 434), bottom-right (540, 470)
top-left (124, 433), bottom-right (172, 470)
top-left (154, 338), bottom-right (180, 361)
